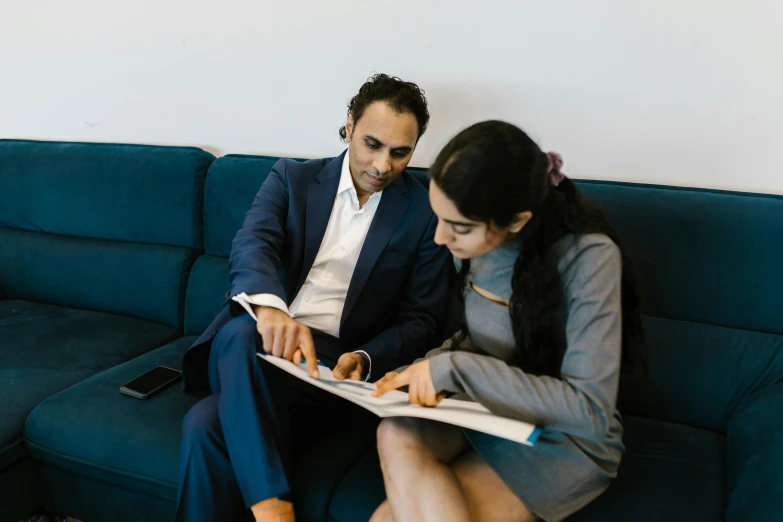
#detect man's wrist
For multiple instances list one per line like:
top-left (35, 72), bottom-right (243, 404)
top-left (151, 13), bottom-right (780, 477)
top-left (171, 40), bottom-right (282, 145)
top-left (254, 304), bottom-right (283, 318)
top-left (352, 350), bottom-right (372, 381)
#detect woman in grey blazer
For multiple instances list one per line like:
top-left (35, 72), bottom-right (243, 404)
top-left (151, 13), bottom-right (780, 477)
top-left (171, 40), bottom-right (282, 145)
top-left (372, 121), bottom-right (644, 522)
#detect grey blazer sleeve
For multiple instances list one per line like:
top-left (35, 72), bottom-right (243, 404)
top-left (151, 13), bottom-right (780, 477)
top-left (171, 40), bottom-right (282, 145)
top-left (428, 236), bottom-right (623, 440)
top-left (392, 331), bottom-right (478, 374)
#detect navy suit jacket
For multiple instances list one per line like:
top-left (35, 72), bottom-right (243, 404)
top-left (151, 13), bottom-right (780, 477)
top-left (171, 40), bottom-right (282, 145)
top-left (182, 152), bottom-right (451, 392)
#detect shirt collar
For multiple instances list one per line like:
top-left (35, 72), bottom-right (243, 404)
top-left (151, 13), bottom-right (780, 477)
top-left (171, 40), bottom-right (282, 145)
top-left (337, 151), bottom-right (383, 205)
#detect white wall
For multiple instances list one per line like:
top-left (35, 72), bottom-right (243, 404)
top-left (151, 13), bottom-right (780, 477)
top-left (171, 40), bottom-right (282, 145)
top-left (2, 0), bottom-right (782, 193)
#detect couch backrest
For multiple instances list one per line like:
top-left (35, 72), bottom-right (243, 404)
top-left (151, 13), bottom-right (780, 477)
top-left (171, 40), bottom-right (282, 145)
top-left (0, 140), bottom-right (214, 329)
top-left (576, 181), bottom-right (783, 430)
top-left (184, 155), bottom-right (281, 335)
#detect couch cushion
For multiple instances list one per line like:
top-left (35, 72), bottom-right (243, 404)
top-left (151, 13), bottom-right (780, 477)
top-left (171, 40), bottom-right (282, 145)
top-left (638, 316), bottom-right (783, 431)
top-left (203, 155), bottom-right (282, 257)
top-left (24, 335), bottom-right (378, 522)
top-left (406, 167), bottom-right (429, 188)
top-left (289, 421), bottom-right (378, 522)
top-left (327, 416), bottom-right (726, 522)
top-left (0, 140), bottom-right (213, 248)
top-left (183, 255), bottom-right (230, 336)
top-left (726, 382), bottom-right (783, 522)
top-left (0, 300), bottom-right (179, 473)
top-left (577, 182), bottom-right (783, 335)
top-left (0, 227), bottom-right (195, 328)
top-left (23, 337), bottom-right (202, 505)
top-left (570, 417), bottom-right (726, 521)
top-left (574, 182), bottom-right (783, 430)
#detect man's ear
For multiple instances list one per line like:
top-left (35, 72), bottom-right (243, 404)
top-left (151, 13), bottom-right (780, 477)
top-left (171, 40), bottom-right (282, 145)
top-left (345, 114), bottom-right (354, 142)
top-left (509, 211), bottom-right (533, 234)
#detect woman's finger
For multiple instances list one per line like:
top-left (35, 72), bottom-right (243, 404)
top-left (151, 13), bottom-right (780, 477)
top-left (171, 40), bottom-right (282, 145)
top-left (372, 371), bottom-right (409, 397)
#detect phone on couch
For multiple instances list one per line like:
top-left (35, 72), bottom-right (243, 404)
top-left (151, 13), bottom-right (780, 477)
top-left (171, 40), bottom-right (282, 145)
top-left (120, 366), bottom-right (182, 400)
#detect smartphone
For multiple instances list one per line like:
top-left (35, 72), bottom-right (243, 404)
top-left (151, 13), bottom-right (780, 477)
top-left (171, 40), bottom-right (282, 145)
top-left (119, 366), bottom-right (182, 399)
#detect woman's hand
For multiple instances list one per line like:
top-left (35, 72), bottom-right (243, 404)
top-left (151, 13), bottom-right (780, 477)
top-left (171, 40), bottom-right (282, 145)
top-left (372, 361), bottom-right (445, 407)
top-left (373, 371), bottom-right (399, 390)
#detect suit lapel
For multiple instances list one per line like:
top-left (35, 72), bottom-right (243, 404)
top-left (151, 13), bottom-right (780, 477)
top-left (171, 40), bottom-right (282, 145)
top-left (295, 154), bottom-right (343, 294)
top-left (341, 176), bottom-right (410, 325)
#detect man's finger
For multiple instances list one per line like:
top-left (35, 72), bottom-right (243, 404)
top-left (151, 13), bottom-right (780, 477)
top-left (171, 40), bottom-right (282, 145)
top-left (332, 355), bottom-right (348, 380)
top-left (260, 328), bottom-right (273, 355)
top-left (332, 357), bottom-right (352, 380)
top-left (293, 349), bottom-right (302, 365)
top-left (272, 326), bottom-right (285, 358)
top-left (282, 325), bottom-right (298, 360)
top-left (297, 328), bottom-right (319, 378)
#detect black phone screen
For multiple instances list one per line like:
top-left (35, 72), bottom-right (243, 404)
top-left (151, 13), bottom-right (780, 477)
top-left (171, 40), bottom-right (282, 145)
top-left (122, 366), bottom-right (182, 395)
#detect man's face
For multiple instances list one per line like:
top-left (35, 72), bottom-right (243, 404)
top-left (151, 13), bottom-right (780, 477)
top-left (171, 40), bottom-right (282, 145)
top-left (344, 101), bottom-right (419, 197)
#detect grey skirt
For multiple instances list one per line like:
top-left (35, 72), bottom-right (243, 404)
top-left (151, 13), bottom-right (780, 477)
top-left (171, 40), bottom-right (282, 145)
top-left (462, 427), bottom-right (624, 522)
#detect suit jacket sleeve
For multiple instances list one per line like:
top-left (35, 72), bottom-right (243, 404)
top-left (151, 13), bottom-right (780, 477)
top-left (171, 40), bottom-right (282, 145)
top-left (357, 213), bottom-right (452, 379)
top-left (228, 159), bottom-right (290, 311)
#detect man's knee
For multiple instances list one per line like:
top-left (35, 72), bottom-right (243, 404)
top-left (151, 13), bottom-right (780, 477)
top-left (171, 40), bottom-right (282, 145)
top-left (182, 396), bottom-right (221, 447)
top-left (213, 314), bottom-right (258, 356)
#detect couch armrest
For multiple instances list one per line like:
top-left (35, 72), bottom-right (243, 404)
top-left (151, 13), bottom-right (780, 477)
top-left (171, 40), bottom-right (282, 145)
top-left (726, 382), bottom-right (783, 521)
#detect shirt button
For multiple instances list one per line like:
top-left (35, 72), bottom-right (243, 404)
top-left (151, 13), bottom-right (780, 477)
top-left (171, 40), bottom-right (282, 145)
top-left (340, 245), bottom-right (346, 251)
top-left (304, 296), bottom-right (311, 302)
top-left (324, 272), bottom-right (332, 279)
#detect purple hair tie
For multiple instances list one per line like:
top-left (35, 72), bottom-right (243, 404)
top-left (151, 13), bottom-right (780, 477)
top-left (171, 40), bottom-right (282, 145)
top-left (546, 151), bottom-right (565, 187)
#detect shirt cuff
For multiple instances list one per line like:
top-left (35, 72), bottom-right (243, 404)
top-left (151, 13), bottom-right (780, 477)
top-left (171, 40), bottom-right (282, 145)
top-left (352, 350), bottom-right (372, 382)
top-left (231, 292), bottom-right (290, 321)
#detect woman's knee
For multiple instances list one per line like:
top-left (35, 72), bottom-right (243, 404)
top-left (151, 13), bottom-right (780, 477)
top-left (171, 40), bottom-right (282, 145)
top-left (376, 417), bottom-right (440, 468)
top-left (377, 418), bottom-right (422, 452)
top-left (368, 501), bottom-right (394, 522)
top-left (377, 418), bottom-right (467, 465)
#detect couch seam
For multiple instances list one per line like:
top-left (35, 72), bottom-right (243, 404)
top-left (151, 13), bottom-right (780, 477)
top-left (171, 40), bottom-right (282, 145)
top-left (23, 439), bottom-right (178, 490)
top-left (575, 178), bottom-right (783, 200)
top-left (640, 313), bottom-right (783, 337)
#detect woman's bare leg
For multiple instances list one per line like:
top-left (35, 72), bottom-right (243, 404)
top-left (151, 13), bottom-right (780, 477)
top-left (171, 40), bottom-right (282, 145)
top-left (373, 417), bottom-right (470, 522)
top-left (451, 450), bottom-right (536, 522)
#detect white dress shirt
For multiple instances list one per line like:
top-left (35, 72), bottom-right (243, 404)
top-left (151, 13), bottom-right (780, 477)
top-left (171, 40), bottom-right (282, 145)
top-left (232, 153), bottom-right (380, 377)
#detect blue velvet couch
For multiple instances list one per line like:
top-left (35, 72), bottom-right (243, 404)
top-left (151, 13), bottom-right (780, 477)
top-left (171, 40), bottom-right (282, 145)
top-left (1, 139), bottom-right (781, 522)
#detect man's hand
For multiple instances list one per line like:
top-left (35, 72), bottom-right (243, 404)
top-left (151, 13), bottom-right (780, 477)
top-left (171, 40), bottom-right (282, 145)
top-left (332, 353), bottom-right (365, 381)
top-left (254, 306), bottom-right (319, 378)
top-left (371, 361), bottom-right (445, 407)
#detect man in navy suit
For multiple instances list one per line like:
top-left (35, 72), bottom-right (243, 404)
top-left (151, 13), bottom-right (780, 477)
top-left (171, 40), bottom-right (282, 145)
top-left (177, 74), bottom-right (451, 522)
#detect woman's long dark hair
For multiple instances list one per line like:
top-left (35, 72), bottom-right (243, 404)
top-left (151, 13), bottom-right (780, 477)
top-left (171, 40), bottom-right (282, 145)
top-left (430, 121), bottom-right (644, 410)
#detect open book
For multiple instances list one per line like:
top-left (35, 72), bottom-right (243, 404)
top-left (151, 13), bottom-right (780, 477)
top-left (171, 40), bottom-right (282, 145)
top-left (258, 354), bottom-right (541, 446)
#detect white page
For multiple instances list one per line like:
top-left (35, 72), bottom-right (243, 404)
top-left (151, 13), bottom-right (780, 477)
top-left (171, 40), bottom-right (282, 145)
top-left (259, 354), bottom-right (409, 416)
top-left (258, 354), bottom-right (541, 446)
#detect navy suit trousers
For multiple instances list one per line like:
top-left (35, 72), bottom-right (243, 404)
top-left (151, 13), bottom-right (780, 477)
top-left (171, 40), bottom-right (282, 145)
top-left (175, 314), bottom-right (370, 522)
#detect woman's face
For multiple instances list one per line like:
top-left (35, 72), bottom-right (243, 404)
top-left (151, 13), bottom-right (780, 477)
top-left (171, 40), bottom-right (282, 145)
top-left (429, 181), bottom-right (531, 259)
